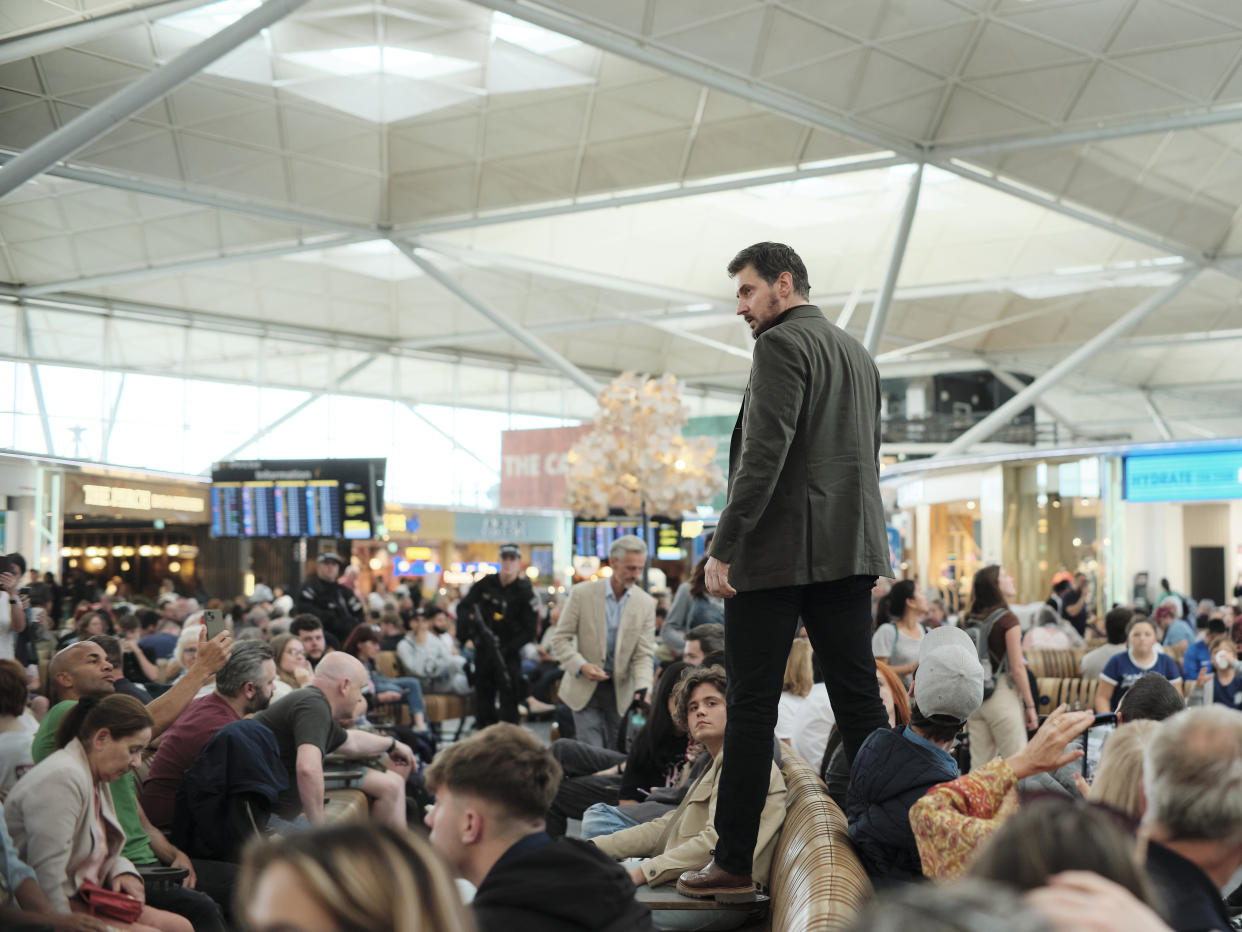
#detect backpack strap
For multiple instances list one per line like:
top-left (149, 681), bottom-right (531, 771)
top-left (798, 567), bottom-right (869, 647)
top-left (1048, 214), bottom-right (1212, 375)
top-left (980, 607), bottom-right (1010, 673)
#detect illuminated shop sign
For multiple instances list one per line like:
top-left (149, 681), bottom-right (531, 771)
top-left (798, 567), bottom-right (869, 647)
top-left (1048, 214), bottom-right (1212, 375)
top-left (81, 483), bottom-right (205, 513)
top-left (1124, 450), bottom-right (1242, 502)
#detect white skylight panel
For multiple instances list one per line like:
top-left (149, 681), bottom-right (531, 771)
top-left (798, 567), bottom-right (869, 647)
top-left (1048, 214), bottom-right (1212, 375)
top-left (159, 0), bottom-right (262, 36)
top-left (490, 12), bottom-right (580, 54)
top-left (282, 46), bottom-right (476, 80)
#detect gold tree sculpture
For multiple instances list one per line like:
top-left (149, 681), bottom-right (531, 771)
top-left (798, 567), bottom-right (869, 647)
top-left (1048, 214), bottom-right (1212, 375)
top-left (565, 373), bottom-right (724, 519)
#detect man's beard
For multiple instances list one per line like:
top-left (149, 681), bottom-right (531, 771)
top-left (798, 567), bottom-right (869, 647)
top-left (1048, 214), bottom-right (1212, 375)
top-left (751, 293), bottom-right (783, 340)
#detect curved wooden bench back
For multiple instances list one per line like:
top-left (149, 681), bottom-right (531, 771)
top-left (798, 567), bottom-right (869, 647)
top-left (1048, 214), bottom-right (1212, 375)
top-left (768, 748), bottom-right (872, 931)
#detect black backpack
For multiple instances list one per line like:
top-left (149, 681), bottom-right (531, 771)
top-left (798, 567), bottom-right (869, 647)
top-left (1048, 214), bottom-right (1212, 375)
top-left (962, 608), bottom-right (1010, 700)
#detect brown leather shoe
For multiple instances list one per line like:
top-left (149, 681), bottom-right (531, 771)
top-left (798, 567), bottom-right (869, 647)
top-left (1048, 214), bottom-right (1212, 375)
top-left (676, 860), bottom-right (756, 902)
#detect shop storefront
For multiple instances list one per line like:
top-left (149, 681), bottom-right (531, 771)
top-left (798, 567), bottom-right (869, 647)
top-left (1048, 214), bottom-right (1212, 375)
top-left (357, 504), bottom-right (574, 601)
top-left (888, 453), bottom-right (1109, 612)
top-left (59, 469), bottom-right (212, 598)
top-left (1120, 445), bottom-right (1242, 608)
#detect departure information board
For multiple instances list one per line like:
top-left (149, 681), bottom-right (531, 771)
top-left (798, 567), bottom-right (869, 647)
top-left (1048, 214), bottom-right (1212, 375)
top-left (573, 517), bottom-right (682, 560)
top-left (210, 459), bottom-right (385, 539)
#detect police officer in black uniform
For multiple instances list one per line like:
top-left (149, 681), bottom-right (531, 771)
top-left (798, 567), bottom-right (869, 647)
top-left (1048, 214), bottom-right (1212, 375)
top-left (295, 551), bottom-right (365, 648)
top-left (456, 543), bottom-right (538, 726)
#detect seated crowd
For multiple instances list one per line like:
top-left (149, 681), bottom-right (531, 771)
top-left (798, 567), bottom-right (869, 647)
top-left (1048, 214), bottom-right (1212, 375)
top-left (1, 549), bottom-right (1241, 932)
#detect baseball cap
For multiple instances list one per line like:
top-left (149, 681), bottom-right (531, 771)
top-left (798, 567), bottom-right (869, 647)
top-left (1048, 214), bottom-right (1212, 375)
top-left (913, 626), bottom-right (984, 722)
top-left (499, 543), bottom-right (521, 559)
top-left (1051, 570), bottom-right (1073, 586)
top-left (317, 552), bottom-right (345, 566)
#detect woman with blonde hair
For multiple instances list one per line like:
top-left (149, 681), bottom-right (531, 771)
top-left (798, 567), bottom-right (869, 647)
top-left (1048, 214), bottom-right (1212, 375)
top-left (269, 633), bottom-right (312, 701)
top-left (238, 822), bottom-right (474, 932)
top-left (1087, 719), bottom-right (1158, 819)
top-left (775, 637), bottom-right (814, 742)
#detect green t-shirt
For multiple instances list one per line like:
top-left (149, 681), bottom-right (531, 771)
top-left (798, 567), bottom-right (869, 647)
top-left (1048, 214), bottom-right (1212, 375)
top-left (33, 701), bottom-right (156, 865)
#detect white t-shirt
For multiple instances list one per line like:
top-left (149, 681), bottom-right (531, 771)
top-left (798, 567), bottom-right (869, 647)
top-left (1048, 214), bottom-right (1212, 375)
top-left (776, 691), bottom-right (807, 741)
top-left (0, 598), bottom-right (13, 661)
top-left (0, 729), bottom-right (34, 795)
top-left (790, 683), bottom-right (835, 770)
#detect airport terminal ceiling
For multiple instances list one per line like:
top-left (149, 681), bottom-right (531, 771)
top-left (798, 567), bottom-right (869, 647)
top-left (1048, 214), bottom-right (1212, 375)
top-left (5, 0), bottom-right (1242, 492)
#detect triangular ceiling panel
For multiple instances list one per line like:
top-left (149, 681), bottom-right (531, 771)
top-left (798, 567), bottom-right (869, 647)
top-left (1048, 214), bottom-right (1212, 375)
top-left (0, 98), bottom-right (56, 149)
top-left (965, 62), bottom-right (1093, 123)
top-left (963, 21), bottom-right (1082, 76)
top-left (999, 0), bottom-right (1130, 54)
top-left (76, 130), bottom-right (183, 180)
top-left (872, 0), bottom-right (975, 39)
top-left (657, 7), bottom-right (767, 72)
top-left (878, 21), bottom-right (980, 78)
top-left (758, 9), bottom-right (856, 74)
top-left (485, 41), bottom-right (593, 95)
top-left (284, 73), bottom-right (480, 123)
top-left (853, 88), bottom-right (941, 139)
top-left (1108, 0), bottom-right (1236, 54)
top-left (765, 50), bottom-right (864, 112)
top-left (1114, 40), bottom-right (1241, 101)
top-left (0, 58), bottom-right (42, 94)
top-left (1069, 63), bottom-right (1193, 121)
top-left (851, 50), bottom-right (941, 112)
top-left (649, 0), bottom-right (758, 37)
top-left (935, 86), bottom-right (1046, 143)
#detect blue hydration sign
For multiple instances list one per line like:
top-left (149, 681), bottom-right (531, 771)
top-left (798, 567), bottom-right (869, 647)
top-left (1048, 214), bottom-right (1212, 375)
top-left (1124, 449), bottom-right (1242, 502)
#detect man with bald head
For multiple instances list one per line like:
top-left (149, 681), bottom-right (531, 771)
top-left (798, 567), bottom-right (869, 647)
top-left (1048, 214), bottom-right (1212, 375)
top-left (254, 650), bottom-right (415, 828)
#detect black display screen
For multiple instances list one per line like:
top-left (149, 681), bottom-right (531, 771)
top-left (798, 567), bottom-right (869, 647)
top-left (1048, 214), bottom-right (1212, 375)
top-left (210, 459), bottom-right (385, 539)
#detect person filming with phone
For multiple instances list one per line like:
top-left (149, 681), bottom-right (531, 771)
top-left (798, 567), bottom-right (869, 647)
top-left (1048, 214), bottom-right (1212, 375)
top-left (0, 552), bottom-right (28, 663)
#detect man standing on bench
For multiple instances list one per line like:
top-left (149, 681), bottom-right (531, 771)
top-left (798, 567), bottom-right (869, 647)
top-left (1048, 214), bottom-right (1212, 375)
top-left (679, 242), bottom-right (892, 901)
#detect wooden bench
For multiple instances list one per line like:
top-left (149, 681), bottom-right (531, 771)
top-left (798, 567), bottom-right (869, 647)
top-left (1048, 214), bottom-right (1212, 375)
top-left (323, 789), bottom-right (367, 822)
top-left (1036, 676), bottom-right (1100, 714)
top-left (378, 650), bottom-right (471, 738)
top-left (763, 747), bottom-right (872, 930)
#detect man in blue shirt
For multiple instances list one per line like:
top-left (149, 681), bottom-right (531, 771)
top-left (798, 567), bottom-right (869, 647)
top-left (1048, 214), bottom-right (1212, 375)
top-left (846, 626), bottom-right (985, 883)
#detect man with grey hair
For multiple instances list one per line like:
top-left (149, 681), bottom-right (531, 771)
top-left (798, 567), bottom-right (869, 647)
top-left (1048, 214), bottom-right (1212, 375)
top-left (550, 534), bottom-right (657, 748)
top-left (141, 639), bottom-right (277, 831)
top-left (1143, 705), bottom-right (1242, 931)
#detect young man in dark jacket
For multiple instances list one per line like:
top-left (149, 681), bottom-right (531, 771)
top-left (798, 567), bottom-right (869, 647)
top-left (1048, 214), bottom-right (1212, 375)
top-left (846, 625), bottom-right (985, 884)
top-left (424, 723), bottom-right (655, 932)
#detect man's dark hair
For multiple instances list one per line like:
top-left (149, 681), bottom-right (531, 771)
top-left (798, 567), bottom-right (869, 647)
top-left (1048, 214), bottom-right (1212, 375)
top-left (686, 623), bottom-right (724, 656)
top-left (1208, 618), bottom-right (1228, 636)
top-left (289, 614), bottom-right (323, 635)
top-left (1104, 607), bottom-right (1132, 645)
top-left (6, 553), bottom-right (26, 574)
top-left (117, 615), bottom-right (140, 634)
top-left (671, 664), bottom-right (727, 732)
top-left (424, 723), bottom-right (561, 823)
top-left (655, 605), bottom-right (667, 621)
top-left (701, 649), bottom-right (725, 669)
top-left (137, 609), bottom-right (160, 632)
top-left (1117, 673), bottom-right (1184, 723)
top-left (910, 703), bottom-right (966, 744)
top-left (726, 242), bottom-right (810, 299)
top-left (216, 640), bottom-right (273, 698)
top-left (0, 659), bottom-right (27, 718)
top-left (1053, 579), bottom-right (1073, 596)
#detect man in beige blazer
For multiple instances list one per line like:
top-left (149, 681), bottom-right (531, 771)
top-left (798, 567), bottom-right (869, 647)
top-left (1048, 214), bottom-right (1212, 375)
top-left (550, 535), bottom-right (656, 748)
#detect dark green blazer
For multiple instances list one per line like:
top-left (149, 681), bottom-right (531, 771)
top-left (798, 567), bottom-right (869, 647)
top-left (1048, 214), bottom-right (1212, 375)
top-left (710, 305), bottom-right (891, 591)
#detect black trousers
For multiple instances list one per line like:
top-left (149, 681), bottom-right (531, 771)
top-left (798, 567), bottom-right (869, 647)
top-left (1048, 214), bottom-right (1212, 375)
top-left (474, 652), bottom-right (524, 727)
top-left (545, 738), bottom-right (626, 837)
top-left (146, 881), bottom-right (228, 932)
top-left (713, 574), bottom-right (887, 876)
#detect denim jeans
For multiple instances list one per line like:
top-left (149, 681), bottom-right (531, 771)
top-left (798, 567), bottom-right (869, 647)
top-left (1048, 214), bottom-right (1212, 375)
top-left (713, 575), bottom-right (886, 876)
top-left (581, 802), bottom-right (641, 839)
top-left (373, 673), bottom-right (426, 721)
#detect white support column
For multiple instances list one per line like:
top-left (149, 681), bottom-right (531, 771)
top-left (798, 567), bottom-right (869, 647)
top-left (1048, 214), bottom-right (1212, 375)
top-left (864, 164), bottom-right (923, 355)
top-left (0, 0), bottom-right (307, 199)
top-left (19, 303), bottom-right (55, 455)
top-left (934, 270), bottom-right (1198, 458)
top-left (1142, 390), bottom-right (1174, 441)
top-left (986, 364), bottom-right (1083, 440)
top-left (100, 372), bottom-right (126, 463)
top-left (391, 240), bottom-right (600, 398)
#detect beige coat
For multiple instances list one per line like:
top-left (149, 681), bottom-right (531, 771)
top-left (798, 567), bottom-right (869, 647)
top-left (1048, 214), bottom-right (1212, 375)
top-left (4, 738), bottom-right (136, 912)
top-left (549, 578), bottom-right (656, 717)
top-left (593, 751), bottom-right (787, 889)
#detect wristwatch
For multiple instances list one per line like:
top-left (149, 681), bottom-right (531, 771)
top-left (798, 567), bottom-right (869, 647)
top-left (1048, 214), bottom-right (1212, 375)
top-left (387, 737), bottom-right (397, 754)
